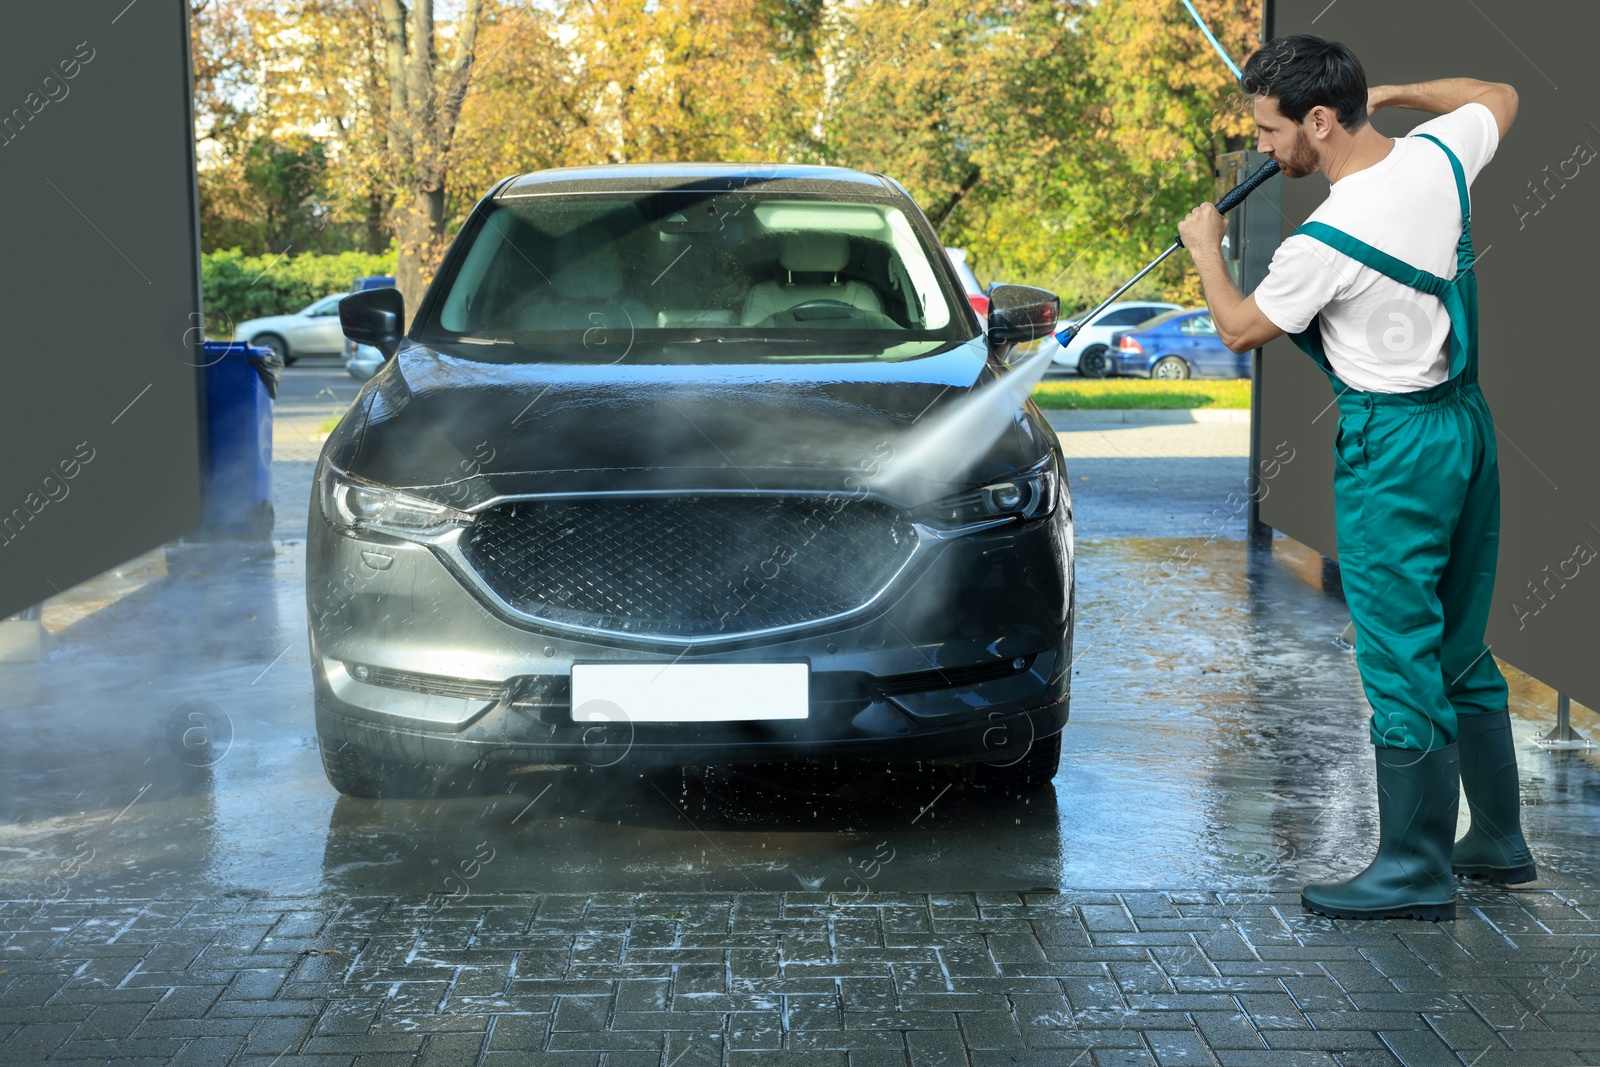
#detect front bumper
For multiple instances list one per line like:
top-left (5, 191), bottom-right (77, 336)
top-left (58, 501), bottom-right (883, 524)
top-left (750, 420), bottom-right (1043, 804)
top-left (306, 495), bottom-right (1073, 770)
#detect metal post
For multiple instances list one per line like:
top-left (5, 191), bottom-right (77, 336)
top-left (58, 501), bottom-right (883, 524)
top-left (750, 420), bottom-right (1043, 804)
top-left (1333, 620), bottom-right (1356, 652)
top-left (1247, 346), bottom-right (1273, 549)
top-left (1536, 692), bottom-right (1593, 750)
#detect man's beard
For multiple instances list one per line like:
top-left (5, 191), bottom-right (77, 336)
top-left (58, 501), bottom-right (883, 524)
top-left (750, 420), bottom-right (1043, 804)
top-left (1277, 128), bottom-right (1320, 178)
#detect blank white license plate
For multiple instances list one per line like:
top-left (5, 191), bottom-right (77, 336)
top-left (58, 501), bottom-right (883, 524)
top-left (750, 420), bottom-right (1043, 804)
top-left (570, 663), bottom-right (808, 723)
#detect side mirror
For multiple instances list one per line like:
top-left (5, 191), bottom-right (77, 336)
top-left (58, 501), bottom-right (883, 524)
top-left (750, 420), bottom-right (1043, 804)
top-left (986, 284), bottom-right (1059, 347)
top-left (339, 288), bottom-right (405, 359)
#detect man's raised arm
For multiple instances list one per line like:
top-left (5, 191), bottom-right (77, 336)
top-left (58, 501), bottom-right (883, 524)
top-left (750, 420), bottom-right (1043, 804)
top-left (1368, 78), bottom-right (1518, 140)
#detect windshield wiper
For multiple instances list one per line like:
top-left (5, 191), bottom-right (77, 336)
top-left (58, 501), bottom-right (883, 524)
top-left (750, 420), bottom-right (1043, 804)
top-left (454, 336), bottom-right (514, 345)
top-left (664, 336), bottom-right (809, 344)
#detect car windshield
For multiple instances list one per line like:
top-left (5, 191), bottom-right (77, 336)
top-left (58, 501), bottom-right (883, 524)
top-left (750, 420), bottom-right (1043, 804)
top-left (415, 190), bottom-right (970, 361)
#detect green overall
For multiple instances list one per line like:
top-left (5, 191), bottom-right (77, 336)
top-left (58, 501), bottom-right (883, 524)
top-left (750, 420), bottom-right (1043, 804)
top-left (1284, 133), bottom-right (1508, 752)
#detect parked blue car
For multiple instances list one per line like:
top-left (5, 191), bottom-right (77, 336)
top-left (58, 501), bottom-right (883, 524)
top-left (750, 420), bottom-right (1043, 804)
top-left (1107, 309), bottom-right (1248, 380)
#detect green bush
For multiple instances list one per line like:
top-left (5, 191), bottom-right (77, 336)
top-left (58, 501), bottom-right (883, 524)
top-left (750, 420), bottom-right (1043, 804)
top-left (202, 248), bottom-right (397, 337)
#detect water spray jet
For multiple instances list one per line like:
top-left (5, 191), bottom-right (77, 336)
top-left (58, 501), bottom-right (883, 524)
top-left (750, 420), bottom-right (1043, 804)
top-left (868, 157), bottom-right (1281, 500)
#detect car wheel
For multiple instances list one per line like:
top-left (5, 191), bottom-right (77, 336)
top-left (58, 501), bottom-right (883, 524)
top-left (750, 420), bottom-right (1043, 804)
top-left (974, 729), bottom-right (1062, 792)
top-left (253, 334), bottom-right (293, 367)
top-left (1152, 356), bottom-right (1190, 380)
top-left (317, 736), bottom-right (392, 798)
top-left (1078, 346), bottom-right (1113, 378)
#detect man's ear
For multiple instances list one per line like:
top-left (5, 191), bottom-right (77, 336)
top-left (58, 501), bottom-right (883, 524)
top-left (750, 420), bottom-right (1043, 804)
top-left (1308, 105), bottom-right (1337, 141)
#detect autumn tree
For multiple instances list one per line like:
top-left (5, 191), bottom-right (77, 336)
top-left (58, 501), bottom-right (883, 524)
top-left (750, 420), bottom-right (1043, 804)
top-left (808, 1), bottom-right (1090, 287)
top-left (449, 6), bottom-right (582, 203)
top-left (1033, 0), bottom-right (1261, 309)
top-left (805, 0), bottom-right (1258, 309)
top-left (190, 0), bottom-right (1262, 316)
top-left (376, 0), bottom-right (487, 315)
top-left (191, 0), bottom-right (386, 255)
top-left (286, 0), bottom-right (396, 254)
top-left (560, 0), bottom-right (819, 164)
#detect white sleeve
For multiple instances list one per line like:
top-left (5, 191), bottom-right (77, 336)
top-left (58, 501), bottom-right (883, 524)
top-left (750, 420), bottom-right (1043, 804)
top-left (1408, 102), bottom-right (1499, 183)
top-left (1249, 234), bottom-right (1350, 335)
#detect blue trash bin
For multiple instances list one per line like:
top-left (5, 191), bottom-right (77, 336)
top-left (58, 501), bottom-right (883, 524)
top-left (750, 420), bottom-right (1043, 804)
top-left (199, 341), bottom-right (277, 540)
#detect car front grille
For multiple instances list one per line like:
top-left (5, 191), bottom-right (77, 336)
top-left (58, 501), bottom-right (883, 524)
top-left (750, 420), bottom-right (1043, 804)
top-left (459, 496), bottom-right (916, 638)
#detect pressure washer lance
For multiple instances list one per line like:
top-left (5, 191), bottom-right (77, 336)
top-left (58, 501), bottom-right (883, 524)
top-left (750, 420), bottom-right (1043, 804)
top-left (869, 158), bottom-right (1282, 495)
top-left (1055, 157), bottom-right (1282, 348)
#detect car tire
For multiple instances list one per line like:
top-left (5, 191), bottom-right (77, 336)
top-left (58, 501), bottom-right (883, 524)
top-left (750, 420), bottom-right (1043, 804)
top-left (1152, 356), bottom-right (1190, 380)
top-left (317, 736), bottom-right (392, 798)
top-left (253, 334), bottom-right (294, 367)
top-left (1078, 346), bottom-right (1113, 378)
top-left (974, 729), bottom-right (1062, 792)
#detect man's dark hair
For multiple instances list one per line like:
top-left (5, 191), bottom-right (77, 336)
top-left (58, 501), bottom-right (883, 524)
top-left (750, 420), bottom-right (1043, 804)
top-left (1241, 34), bottom-right (1369, 133)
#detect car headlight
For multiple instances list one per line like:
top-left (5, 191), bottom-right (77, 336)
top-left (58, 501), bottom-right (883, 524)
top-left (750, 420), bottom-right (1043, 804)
top-left (317, 464), bottom-right (473, 537)
top-left (918, 460), bottom-right (1059, 528)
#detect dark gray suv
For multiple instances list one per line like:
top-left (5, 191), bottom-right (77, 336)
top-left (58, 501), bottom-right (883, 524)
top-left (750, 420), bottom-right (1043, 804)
top-left (310, 163), bottom-right (1072, 797)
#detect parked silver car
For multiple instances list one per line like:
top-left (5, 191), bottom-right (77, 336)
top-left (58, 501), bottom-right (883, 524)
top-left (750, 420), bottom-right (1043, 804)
top-left (232, 293), bottom-right (347, 366)
top-left (343, 337), bottom-right (385, 381)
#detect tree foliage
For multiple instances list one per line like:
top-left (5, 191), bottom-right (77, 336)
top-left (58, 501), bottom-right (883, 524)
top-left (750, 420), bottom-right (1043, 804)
top-left (202, 248), bottom-right (398, 336)
top-left (193, 0), bottom-right (1262, 316)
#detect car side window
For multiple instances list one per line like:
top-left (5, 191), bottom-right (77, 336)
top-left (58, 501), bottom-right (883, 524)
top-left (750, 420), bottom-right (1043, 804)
top-left (311, 298), bottom-right (342, 317)
top-left (1180, 315), bottom-right (1216, 335)
top-left (1098, 308), bottom-right (1142, 326)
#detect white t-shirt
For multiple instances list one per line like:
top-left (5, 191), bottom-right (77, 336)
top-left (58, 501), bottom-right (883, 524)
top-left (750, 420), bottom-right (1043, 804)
top-left (1251, 102), bottom-right (1499, 393)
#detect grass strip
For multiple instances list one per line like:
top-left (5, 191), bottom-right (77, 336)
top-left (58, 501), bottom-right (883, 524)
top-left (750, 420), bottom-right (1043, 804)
top-left (1031, 377), bottom-right (1251, 410)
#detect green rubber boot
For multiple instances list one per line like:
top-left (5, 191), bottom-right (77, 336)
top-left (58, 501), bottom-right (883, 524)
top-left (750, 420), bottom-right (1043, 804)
top-left (1302, 744), bottom-right (1459, 921)
top-left (1453, 709), bottom-right (1537, 884)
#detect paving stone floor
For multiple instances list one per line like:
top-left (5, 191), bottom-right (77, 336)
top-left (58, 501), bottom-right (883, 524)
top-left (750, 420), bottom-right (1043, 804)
top-left (5, 888), bottom-right (1600, 1066)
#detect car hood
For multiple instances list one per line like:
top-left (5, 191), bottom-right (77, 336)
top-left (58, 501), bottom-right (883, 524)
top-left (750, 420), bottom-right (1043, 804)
top-left (325, 338), bottom-right (1054, 508)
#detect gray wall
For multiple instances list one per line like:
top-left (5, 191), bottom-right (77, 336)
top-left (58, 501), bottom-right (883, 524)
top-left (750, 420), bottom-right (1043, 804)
top-left (0, 1), bottom-right (204, 619)
top-left (1259, 1), bottom-right (1599, 708)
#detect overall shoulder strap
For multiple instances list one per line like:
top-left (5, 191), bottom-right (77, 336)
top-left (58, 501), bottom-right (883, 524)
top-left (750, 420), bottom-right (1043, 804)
top-left (1291, 221), bottom-right (1453, 297)
top-left (1413, 133), bottom-right (1471, 223)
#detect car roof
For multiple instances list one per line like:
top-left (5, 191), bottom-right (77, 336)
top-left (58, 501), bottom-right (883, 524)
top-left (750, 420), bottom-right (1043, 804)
top-left (1136, 308), bottom-right (1199, 329)
top-left (1064, 300), bottom-right (1180, 321)
top-left (497, 162), bottom-right (899, 199)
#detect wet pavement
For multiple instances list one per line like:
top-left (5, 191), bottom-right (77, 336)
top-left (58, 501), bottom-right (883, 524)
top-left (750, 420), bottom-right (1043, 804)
top-left (3, 371), bottom-right (1600, 1064)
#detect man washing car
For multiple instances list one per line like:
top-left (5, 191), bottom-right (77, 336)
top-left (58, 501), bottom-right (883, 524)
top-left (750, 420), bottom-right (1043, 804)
top-left (1175, 34), bottom-right (1532, 920)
